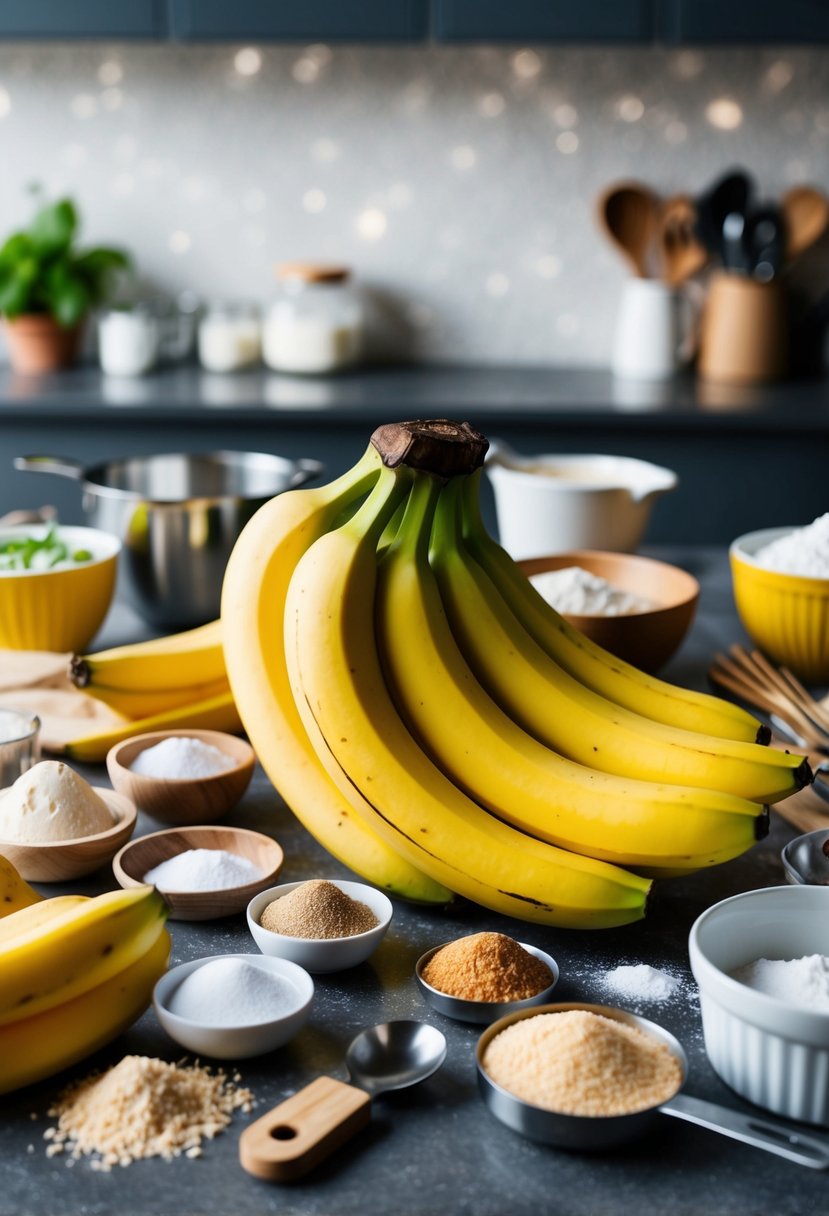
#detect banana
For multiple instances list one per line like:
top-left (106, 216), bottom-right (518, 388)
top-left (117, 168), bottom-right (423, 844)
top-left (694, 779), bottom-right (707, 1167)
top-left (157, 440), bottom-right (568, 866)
top-left (0, 854), bottom-right (41, 916)
top-left (70, 619), bottom-right (226, 694)
top-left (460, 471), bottom-right (766, 744)
top-left (0, 928), bottom-right (171, 1096)
top-left (62, 688), bottom-right (243, 763)
top-left (0, 894), bottom-right (87, 945)
top-left (430, 476), bottom-right (809, 805)
top-left (79, 675), bottom-right (231, 721)
top-left (221, 445), bottom-right (452, 906)
top-left (376, 472), bottom-right (767, 873)
top-left (284, 462), bottom-right (651, 928)
top-left (0, 885), bottom-right (167, 1027)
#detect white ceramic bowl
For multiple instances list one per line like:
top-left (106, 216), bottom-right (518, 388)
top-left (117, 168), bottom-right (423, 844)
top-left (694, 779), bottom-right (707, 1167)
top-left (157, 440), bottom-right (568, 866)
top-left (247, 879), bottom-right (393, 973)
top-left (485, 449), bottom-right (677, 559)
top-left (689, 885), bottom-right (829, 1126)
top-left (153, 953), bottom-right (314, 1059)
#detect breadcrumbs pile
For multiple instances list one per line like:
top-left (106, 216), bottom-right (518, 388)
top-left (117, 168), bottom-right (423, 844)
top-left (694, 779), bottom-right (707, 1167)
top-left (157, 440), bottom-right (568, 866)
top-left (482, 1010), bottom-right (682, 1116)
top-left (422, 932), bottom-right (552, 1002)
top-left (260, 879), bottom-right (378, 939)
top-left (44, 1055), bottom-right (253, 1170)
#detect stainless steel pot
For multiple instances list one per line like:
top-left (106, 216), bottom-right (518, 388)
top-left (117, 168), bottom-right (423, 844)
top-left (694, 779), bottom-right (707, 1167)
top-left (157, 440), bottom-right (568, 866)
top-left (14, 450), bottom-right (322, 630)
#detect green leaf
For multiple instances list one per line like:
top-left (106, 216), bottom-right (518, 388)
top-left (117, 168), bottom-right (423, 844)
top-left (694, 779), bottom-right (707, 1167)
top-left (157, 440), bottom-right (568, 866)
top-left (72, 246), bottom-right (131, 305)
top-left (43, 262), bottom-right (90, 327)
top-left (0, 260), bottom-right (38, 317)
top-left (0, 232), bottom-right (33, 267)
top-left (28, 198), bottom-right (77, 256)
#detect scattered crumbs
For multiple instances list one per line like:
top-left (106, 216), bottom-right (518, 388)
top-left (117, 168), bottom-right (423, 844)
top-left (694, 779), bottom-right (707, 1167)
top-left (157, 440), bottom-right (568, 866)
top-left (26, 1145), bottom-right (34, 1155)
top-left (46, 1055), bottom-right (253, 1169)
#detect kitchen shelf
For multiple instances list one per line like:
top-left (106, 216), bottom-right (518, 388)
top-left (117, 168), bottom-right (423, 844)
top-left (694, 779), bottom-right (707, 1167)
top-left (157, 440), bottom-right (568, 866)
top-left (1, 363), bottom-right (827, 429)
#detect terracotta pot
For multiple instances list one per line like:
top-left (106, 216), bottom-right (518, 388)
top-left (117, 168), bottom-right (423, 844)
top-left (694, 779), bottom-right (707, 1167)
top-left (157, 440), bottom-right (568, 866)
top-left (3, 314), bottom-right (84, 375)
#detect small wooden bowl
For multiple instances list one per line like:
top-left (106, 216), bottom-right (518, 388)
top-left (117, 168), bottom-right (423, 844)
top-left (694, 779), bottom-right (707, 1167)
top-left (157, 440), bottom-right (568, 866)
top-left (113, 825), bottom-right (284, 921)
top-left (106, 730), bottom-right (256, 826)
top-left (0, 789), bottom-right (137, 882)
top-left (519, 550), bottom-right (699, 673)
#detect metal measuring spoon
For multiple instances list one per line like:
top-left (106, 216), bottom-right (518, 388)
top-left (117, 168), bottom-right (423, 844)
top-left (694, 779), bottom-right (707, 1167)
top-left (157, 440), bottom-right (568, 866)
top-left (477, 1004), bottom-right (829, 1169)
top-left (239, 1019), bottom-right (447, 1181)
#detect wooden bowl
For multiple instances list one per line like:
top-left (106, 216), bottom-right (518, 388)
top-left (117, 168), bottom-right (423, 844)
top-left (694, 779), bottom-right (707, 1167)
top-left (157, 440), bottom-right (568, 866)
top-left (0, 789), bottom-right (137, 882)
top-left (112, 825), bottom-right (284, 921)
top-left (518, 550), bottom-right (699, 674)
top-left (106, 730), bottom-right (256, 825)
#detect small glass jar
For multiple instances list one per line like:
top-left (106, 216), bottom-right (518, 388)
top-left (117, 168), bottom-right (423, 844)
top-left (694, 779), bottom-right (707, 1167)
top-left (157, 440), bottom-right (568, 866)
top-left (0, 707), bottom-right (40, 789)
top-left (98, 306), bottom-right (159, 377)
top-left (263, 264), bottom-right (363, 375)
top-left (198, 301), bottom-right (261, 373)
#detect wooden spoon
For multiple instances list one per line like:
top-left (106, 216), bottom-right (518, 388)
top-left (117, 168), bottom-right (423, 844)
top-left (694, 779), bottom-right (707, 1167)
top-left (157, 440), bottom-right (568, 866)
top-left (598, 181), bottom-right (661, 278)
top-left (780, 185), bottom-right (829, 262)
top-left (659, 195), bottom-right (708, 285)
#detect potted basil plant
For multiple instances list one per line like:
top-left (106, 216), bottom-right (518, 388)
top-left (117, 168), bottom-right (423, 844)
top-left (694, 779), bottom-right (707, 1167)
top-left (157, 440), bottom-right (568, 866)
top-left (0, 192), bottom-right (130, 375)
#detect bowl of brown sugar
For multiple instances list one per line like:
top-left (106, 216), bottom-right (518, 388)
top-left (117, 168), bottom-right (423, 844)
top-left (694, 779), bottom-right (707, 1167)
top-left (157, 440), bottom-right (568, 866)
top-left (415, 932), bottom-right (559, 1023)
top-left (247, 878), bottom-right (393, 973)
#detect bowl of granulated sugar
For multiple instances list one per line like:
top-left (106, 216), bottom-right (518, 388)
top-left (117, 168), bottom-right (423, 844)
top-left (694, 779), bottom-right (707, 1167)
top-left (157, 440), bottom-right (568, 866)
top-left (114, 824), bottom-right (284, 920)
top-left (247, 878), bottom-right (393, 972)
top-left (107, 729), bottom-right (256, 825)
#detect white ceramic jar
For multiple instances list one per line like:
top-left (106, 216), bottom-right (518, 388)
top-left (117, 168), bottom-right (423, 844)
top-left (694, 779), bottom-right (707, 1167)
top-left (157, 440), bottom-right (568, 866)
top-left (263, 264), bottom-right (363, 375)
top-left (198, 302), bottom-right (261, 373)
top-left (98, 307), bottom-right (159, 377)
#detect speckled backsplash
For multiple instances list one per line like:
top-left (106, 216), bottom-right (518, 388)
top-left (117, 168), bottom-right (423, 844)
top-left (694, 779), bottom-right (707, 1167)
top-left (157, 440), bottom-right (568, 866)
top-left (0, 43), bottom-right (827, 366)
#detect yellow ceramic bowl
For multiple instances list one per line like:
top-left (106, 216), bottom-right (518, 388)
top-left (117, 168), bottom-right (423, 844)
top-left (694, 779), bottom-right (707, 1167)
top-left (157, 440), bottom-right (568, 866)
top-left (0, 525), bottom-right (120, 652)
top-left (730, 527), bottom-right (829, 682)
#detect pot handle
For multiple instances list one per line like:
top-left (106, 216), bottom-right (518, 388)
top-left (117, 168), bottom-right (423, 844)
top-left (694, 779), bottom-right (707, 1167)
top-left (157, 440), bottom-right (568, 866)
top-left (660, 1092), bottom-right (829, 1170)
top-left (290, 459), bottom-right (324, 488)
top-left (13, 456), bottom-right (86, 480)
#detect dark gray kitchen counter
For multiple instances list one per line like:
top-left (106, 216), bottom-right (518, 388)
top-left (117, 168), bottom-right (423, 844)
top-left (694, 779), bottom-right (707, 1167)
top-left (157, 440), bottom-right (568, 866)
top-left (0, 546), bottom-right (827, 1216)
top-left (1, 365), bottom-right (828, 544)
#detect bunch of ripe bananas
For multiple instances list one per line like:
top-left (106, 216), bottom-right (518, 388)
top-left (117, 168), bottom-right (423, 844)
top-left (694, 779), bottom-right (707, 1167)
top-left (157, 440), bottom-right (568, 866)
top-left (0, 863), bottom-right (169, 1095)
top-left (220, 419), bottom-right (809, 929)
top-left (66, 621), bottom-right (241, 762)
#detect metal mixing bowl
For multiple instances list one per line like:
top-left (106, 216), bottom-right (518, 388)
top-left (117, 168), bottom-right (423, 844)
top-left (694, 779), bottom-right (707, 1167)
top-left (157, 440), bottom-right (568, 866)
top-left (15, 450), bottom-right (322, 629)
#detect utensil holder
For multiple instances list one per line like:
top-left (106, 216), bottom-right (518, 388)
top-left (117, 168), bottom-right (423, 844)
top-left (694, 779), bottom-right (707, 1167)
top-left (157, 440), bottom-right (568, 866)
top-left (698, 272), bottom-right (788, 384)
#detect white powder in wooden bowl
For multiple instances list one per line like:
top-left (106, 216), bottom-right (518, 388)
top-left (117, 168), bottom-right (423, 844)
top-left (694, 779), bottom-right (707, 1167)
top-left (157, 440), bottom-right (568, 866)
top-left (46, 1055), bottom-right (253, 1169)
top-left (482, 1010), bottom-right (682, 1116)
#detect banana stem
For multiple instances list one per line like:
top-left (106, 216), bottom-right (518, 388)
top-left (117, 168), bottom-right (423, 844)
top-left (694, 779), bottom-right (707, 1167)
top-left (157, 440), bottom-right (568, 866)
top-left (384, 472), bottom-right (442, 563)
top-left (459, 467), bottom-right (488, 540)
top-left (343, 464), bottom-right (415, 548)
top-left (429, 473), bottom-right (465, 562)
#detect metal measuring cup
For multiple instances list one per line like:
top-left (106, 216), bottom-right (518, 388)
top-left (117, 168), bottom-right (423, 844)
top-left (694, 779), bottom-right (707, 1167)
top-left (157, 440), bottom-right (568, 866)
top-left (476, 1002), bottom-right (829, 1169)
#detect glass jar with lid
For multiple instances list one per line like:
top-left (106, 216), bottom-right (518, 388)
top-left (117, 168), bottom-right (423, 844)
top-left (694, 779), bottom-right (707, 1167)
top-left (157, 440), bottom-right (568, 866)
top-left (198, 301), bottom-right (261, 373)
top-left (263, 264), bottom-right (363, 375)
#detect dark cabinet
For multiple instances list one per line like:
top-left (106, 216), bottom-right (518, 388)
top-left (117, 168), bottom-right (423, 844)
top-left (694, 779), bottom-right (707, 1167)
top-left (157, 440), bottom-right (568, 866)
top-left (0, 0), bottom-right (165, 38)
top-left (661, 0), bottom-right (829, 43)
top-left (434, 0), bottom-right (654, 43)
top-left (169, 0), bottom-right (428, 42)
top-left (0, 0), bottom-right (825, 47)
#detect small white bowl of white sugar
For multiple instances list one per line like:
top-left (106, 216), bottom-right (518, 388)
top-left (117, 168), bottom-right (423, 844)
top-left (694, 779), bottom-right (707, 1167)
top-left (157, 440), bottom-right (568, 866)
top-left (106, 729), bottom-right (256, 825)
top-left (154, 953), bottom-right (314, 1058)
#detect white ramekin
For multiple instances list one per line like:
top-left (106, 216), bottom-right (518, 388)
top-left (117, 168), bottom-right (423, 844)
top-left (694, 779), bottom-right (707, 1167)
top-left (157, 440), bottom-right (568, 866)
top-left (689, 885), bottom-right (829, 1127)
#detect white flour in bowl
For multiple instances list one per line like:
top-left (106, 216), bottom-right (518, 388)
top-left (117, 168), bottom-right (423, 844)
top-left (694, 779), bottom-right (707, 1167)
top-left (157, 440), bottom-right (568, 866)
top-left (753, 514), bottom-right (829, 578)
top-left (530, 566), bottom-right (653, 616)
